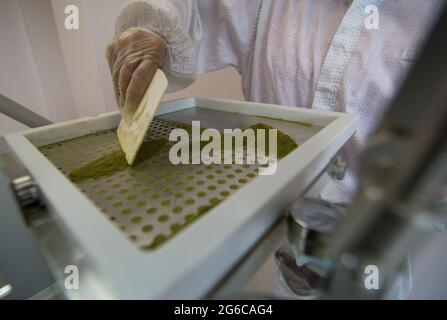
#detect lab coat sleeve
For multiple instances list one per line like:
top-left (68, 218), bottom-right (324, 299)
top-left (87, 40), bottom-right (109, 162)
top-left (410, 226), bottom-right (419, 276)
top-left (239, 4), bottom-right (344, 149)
top-left (115, 0), bottom-right (260, 93)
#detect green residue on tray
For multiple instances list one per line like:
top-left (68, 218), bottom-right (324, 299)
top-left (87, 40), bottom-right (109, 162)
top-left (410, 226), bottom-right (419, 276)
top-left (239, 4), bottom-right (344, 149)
top-left (51, 119), bottom-right (300, 252)
top-left (246, 123), bottom-right (299, 159)
top-left (68, 138), bottom-right (168, 182)
top-left (255, 115), bottom-right (313, 128)
top-left (220, 123), bottom-right (298, 161)
top-left (141, 199), bottom-right (223, 251)
top-left (140, 122), bottom-right (298, 169)
top-left (142, 234), bottom-right (167, 250)
top-left (139, 124), bottom-right (298, 251)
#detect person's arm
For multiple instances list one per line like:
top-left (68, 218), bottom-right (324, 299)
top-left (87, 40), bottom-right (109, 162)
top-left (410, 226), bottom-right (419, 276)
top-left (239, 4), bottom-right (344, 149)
top-left (108, 0), bottom-right (260, 116)
top-left (116, 0), bottom-right (259, 90)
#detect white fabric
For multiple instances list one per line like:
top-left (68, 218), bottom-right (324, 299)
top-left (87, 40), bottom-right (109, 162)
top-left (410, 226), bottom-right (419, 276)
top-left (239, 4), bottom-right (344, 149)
top-left (115, 0), bottom-right (203, 92)
top-left (116, 0), bottom-right (444, 203)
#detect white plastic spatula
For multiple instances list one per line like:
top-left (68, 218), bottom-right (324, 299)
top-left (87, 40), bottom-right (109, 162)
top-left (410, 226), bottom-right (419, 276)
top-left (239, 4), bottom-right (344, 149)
top-left (117, 69), bottom-right (168, 165)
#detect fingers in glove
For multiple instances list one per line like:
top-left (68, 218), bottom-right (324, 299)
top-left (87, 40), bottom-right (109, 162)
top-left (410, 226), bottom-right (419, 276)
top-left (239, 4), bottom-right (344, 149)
top-left (105, 40), bottom-right (118, 72)
top-left (106, 32), bottom-right (134, 107)
top-left (111, 59), bottom-right (123, 108)
top-left (118, 56), bottom-right (142, 109)
top-left (122, 60), bottom-right (158, 121)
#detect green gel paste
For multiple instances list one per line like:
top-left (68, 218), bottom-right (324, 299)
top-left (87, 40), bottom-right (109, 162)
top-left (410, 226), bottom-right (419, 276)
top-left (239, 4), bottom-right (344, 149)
top-left (131, 216), bottom-right (142, 224)
top-left (170, 224), bottom-right (182, 234)
top-left (52, 120), bottom-right (299, 252)
top-left (142, 225), bottom-right (153, 233)
top-left (142, 234), bottom-right (167, 250)
top-left (68, 138), bottom-right (168, 183)
top-left (137, 201), bottom-right (147, 207)
top-left (185, 214), bottom-right (198, 223)
top-left (158, 215), bottom-right (169, 222)
top-left (140, 123), bottom-right (298, 251)
top-left (146, 207), bottom-right (157, 215)
top-left (143, 200), bottom-right (224, 250)
top-left (172, 206), bottom-right (183, 214)
top-left (244, 123), bottom-right (299, 160)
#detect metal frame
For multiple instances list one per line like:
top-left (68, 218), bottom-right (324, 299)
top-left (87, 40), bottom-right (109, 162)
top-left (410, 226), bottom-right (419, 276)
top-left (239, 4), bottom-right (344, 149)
top-left (0, 93), bottom-right (52, 128)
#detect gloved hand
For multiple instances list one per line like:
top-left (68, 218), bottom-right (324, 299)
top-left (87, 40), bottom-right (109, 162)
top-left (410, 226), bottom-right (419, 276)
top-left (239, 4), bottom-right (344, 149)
top-left (106, 28), bottom-right (168, 121)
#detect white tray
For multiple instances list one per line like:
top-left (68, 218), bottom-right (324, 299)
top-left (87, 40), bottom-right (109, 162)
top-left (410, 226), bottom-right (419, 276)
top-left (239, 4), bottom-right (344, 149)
top-left (5, 97), bottom-right (357, 299)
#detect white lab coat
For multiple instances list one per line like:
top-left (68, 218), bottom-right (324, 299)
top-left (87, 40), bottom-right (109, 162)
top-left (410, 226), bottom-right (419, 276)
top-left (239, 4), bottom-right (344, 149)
top-left (115, 0), bottom-right (444, 298)
top-left (115, 0), bottom-right (443, 203)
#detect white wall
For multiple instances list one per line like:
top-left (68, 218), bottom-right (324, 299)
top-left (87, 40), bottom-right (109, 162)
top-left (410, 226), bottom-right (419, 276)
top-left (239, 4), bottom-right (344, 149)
top-left (0, 0), bottom-right (51, 136)
top-left (51, 0), bottom-right (108, 117)
top-left (80, 0), bottom-right (243, 109)
top-left (20, 0), bottom-right (77, 123)
top-left (82, 0), bottom-right (133, 112)
top-left (0, 0), bottom-right (77, 137)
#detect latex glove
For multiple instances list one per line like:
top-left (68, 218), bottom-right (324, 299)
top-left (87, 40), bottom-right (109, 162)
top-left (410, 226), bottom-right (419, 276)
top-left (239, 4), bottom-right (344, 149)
top-left (106, 28), bottom-right (168, 121)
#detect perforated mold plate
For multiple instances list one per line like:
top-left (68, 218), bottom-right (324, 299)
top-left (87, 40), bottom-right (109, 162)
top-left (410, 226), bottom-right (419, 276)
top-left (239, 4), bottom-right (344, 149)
top-left (38, 118), bottom-right (269, 251)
